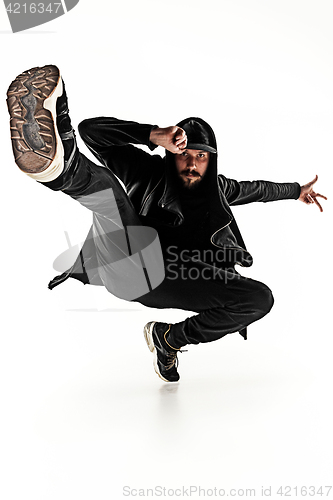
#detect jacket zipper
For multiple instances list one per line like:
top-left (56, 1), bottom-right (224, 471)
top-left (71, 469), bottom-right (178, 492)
top-left (140, 183), bottom-right (248, 265)
top-left (210, 220), bottom-right (232, 247)
top-left (210, 221), bottom-right (249, 267)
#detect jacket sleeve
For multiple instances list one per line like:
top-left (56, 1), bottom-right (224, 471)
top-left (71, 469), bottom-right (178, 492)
top-left (218, 175), bottom-right (301, 205)
top-left (78, 117), bottom-right (162, 190)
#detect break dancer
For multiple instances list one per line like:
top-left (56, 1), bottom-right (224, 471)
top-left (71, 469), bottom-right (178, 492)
top-left (7, 65), bottom-right (327, 382)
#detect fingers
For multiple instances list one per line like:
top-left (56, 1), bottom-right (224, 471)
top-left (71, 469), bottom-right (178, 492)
top-left (304, 175), bottom-right (318, 189)
top-left (300, 174), bottom-right (326, 212)
top-left (172, 141), bottom-right (187, 154)
top-left (310, 174), bottom-right (318, 186)
top-left (311, 192), bottom-right (327, 212)
top-left (174, 128), bottom-right (187, 152)
top-left (177, 138), bottom-right (187, 150)
top-left (175, 129), bottom-right (186, 145)
top-left (305, 193), bottom-right (325, 212)
top-left (174, 127), bottom-right (185, 141)
top-left (315, 193), bottom-right (328, 200)
top-left (175, 135), bottom-right (186, 147)
top-left (313, 197), bottom-right (323, 212)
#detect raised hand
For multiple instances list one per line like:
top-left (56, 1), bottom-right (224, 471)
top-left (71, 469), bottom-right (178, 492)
top-left (150, 126), bottom-right (187, 154)
top-left (298, 175), bottom-right (327, 212)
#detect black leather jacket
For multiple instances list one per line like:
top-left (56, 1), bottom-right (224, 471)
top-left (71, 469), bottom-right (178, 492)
top-left (49, 117), bottom-right (301, 289)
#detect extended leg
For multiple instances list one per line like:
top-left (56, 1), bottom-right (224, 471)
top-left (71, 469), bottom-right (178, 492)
top-left (7, 65), bottom-right (164, 300)
top-left (7, 65), bottom-right (140, 221)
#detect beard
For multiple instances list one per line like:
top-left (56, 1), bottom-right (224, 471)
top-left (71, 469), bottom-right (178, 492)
top-left (178, 170), bottom-right (203, 191)
top-left (180, 178), bottom-right (202, 190)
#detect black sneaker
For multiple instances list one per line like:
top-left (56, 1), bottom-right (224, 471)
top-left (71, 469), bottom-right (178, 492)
top-left (144, 321), bottom-right (186, 382)
top-left (7, 64), bottom-right (76, 182)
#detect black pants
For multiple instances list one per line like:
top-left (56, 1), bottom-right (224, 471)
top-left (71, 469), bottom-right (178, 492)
top-left (44, 144), bottom-right (274, 348)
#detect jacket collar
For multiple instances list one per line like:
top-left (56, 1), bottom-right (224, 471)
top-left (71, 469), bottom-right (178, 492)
top-left (157, 161), bottom-right (233, 233)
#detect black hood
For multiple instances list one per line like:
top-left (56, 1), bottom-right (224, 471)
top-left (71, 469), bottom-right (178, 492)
top-left (161, 117), bottom-right (230, 229)
top-left (176, 117), bottom-right (217, 153)
top-left (158, 117), bottom-right (252, 267)
top-left (165, 116), bottom-right (218, 186)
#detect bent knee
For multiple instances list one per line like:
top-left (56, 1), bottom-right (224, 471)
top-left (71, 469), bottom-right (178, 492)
top-left (256, 284), bottom-right (274, 317)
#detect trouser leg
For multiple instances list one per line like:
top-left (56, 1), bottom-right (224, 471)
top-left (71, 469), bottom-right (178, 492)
top-left (7, 63), bottom-right (142, 226)
top-left (44, 148), bottom-right (141, 225)
top-left (7, 65), bottom-right (163, 300)
top-left (44, 153), bottom-right (164, 300)
top-left (136, 260), bottom-right (274, 347)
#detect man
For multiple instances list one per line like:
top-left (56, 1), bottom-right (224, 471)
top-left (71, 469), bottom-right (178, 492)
top-left (7, 65), bottom-right (327, 382)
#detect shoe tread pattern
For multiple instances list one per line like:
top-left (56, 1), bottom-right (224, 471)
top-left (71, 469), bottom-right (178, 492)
top-left (7, 65), bottom-right (60, 173)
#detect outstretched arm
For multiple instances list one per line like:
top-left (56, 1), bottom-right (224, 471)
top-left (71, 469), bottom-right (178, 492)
top-left (298, 175), bottom-right (327, 212)
top-left (220, 176), bottom-right (302, 205)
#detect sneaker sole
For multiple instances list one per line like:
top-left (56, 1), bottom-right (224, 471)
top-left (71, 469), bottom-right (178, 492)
top-left (7, 64), bottom-right (65, 181)
top-left (143, 321), bottom-right (170, 383)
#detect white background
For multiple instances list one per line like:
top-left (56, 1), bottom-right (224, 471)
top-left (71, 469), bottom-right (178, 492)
top-left (0, 1), bottom-right (332, 499)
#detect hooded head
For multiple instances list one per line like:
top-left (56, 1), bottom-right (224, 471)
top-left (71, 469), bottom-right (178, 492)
top-left (165, 117), bottom-right (218, 193)
top-left (177, 117), bottom-right (217, 154)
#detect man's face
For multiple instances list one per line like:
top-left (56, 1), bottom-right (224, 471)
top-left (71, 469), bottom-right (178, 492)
top-left (174, 149), bottom-right (210, 190)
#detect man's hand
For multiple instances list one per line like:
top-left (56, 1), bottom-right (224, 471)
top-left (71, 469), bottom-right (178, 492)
top-left (298, 175), bottom-right (327, 212)
top-left (150, 126), bottom-right (187, 154)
